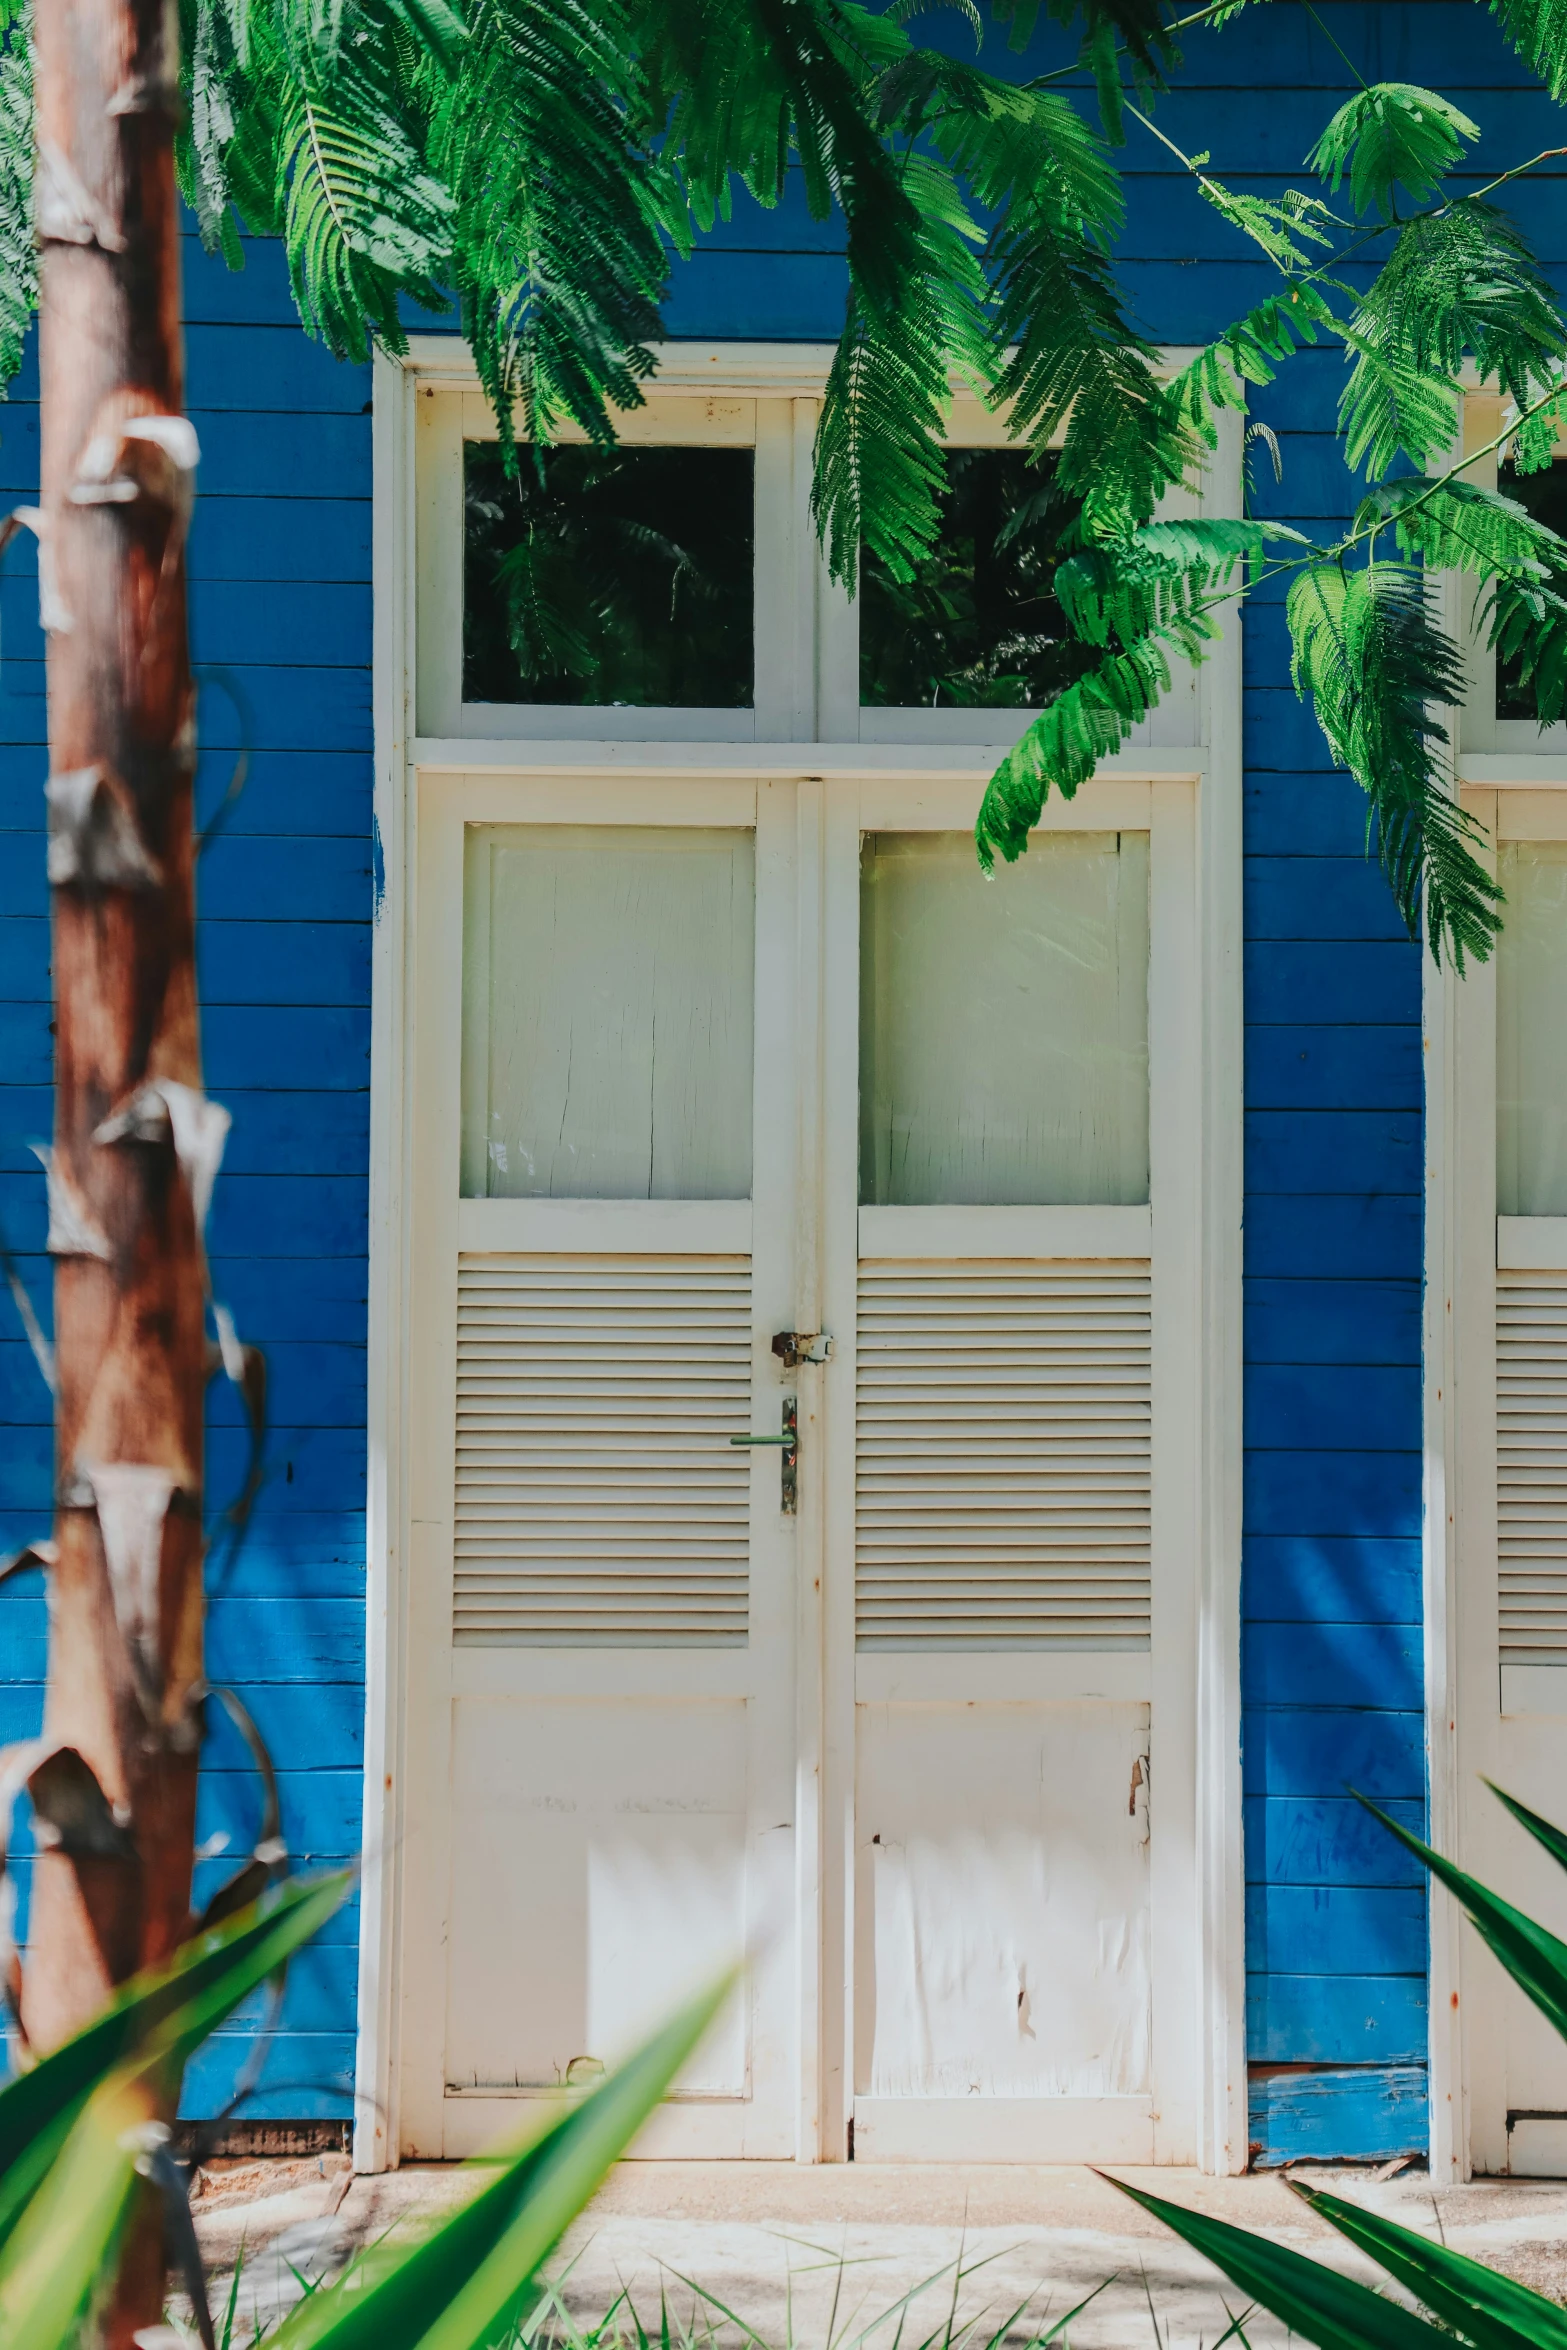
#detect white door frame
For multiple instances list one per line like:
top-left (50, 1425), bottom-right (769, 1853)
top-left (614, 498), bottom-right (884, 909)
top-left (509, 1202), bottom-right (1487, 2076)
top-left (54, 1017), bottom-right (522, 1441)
top-left (356, 343), bottom-right (1246, 2172)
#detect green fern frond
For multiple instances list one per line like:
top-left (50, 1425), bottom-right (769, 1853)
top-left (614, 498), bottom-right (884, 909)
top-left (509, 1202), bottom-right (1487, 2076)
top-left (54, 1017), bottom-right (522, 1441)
top-left (1359, 473), bottom-right (1567, 579)
top-left (1308, 83), bottom-right (1477, 216)
top-left (0, 6), bottom-right (33, 388)
top-left (1167, 284), bottom-right (1337, 440)
top-left (435, 0), bottom-right (669, 450)
top-left (812, 152), bottom-right (988, 591)
top-left (267, 6), bottom-right (453, 359)
top-left (1486, 0), bottom-right (1567, 102)
top-left (640, 0), bottom-right (920, 320)
top-left (1054, 515), bottom-right (1264, 647)
top-left (1197, 180), bottom-right (1339, 271)
top-left (1488, 568), bottom-right (1567, 724)
top-left (1341, 202), bottom-right (1567, 475)
top-left (1286, 559), bottom-right (1498, 966)
top-left (930, 75), bottom-right (1192, 535)
top-left (975, 611), bottom-right (1220, 866)
top-left (1510, 380), bottom-right (1567, 474)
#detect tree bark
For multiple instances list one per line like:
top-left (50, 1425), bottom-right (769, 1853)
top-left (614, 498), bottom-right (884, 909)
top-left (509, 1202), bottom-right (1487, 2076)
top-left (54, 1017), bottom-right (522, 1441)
top-left (23, 0), bottom-right (205, 2329)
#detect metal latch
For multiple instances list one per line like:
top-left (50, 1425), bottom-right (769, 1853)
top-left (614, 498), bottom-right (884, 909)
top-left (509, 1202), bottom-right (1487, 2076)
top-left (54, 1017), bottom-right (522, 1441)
top-left (772, 1330), bottom-right (833, 1368)
top-left (730, 1395), bottom-right (799, 1514)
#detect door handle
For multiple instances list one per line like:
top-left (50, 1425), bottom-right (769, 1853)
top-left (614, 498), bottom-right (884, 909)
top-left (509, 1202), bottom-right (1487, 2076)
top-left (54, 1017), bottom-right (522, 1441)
top-left (730, 1396), bottom-right (799, 1514)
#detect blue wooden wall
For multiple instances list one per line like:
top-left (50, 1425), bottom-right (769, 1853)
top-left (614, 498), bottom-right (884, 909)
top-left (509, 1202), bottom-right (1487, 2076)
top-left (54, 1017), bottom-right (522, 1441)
top-left (0, 0), bottom-right (1551, 2152)
top-left (0, 233), bottom-right (372, 2118)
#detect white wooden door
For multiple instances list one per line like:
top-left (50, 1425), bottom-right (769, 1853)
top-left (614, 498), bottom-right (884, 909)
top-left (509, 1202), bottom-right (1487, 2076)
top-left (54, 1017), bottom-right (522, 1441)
top-left (821, 778), bottom-right (1201, 2164)
top-left (399, 773), bottom-right (807, 2158)
top-left (1454, 801), bottom-right (1567, 2176)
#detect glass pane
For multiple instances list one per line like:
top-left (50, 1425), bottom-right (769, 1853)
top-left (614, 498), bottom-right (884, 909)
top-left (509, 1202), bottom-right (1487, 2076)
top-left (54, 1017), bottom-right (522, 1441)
top-left (1497, 456), bottom-right (1567, 720)
top-left (860, 831), bottom-right (1149, 1206)
top-left (463, 443), bottom-right (754, 708)
top-left (859, 448), bottom-right (1096, 710)
top-left (462, 826), bottom-right (755, 1200)
top-left (1498, 840), bottom-right (1567, 1213)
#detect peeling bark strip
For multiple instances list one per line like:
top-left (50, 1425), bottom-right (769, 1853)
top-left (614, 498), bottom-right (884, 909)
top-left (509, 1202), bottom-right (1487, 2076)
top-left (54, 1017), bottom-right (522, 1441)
top-left (28, 0), bottom-right (206, 2271)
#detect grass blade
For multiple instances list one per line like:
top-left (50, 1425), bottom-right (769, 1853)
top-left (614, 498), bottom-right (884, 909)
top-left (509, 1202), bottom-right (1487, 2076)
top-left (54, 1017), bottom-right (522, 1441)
top-left (1486, 1783), bottom-right (1567, 1883)
top-left (270, 1975), bottom-right (734, 2350)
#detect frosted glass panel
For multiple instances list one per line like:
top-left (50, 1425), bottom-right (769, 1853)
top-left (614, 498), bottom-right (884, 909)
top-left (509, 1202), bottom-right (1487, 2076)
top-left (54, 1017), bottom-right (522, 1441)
top-left (860, 831), bottom-right (1149, 1206)
top-left (1499, 841), bottom-right (1567, 1213)
top-left (461, 826), bottom-right (754, 1199)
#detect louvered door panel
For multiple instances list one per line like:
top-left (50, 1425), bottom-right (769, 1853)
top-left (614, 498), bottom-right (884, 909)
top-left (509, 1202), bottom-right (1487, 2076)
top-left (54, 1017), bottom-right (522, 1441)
top-left (1497, 1270), bottom-right (1567, 1662)
top-left (454, 1253), bottom-right (752, 1646)
top-left (855, 1260), bottom-right (1152, 1650)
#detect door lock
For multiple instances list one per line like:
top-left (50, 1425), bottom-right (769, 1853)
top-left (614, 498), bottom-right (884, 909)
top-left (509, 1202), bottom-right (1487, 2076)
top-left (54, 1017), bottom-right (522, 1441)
top-left (730, 1395), bottom-right (799, 1514)
top-left (772, 1330), bottom-right (833, 1368)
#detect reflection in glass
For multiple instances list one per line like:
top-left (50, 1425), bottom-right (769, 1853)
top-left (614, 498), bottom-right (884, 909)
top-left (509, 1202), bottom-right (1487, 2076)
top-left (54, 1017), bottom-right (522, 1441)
top-left (463, 442), bottom-right (754, 708)
top-left (461, 825), bottom-right (755, 1200)
top-left (1497, 456), bottom-right (1567, 721)
top-left (859, 448), bottom-right (1095, 709)
top-left (860, 831), bottom-right (1150, 1205)
top-left (1499, 840), bottom-right (1567, 1213)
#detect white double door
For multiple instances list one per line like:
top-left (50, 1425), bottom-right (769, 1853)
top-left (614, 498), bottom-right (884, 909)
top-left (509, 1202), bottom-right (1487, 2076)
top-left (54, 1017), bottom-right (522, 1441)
top-left (398, 764), bottom-right (1203, 2162)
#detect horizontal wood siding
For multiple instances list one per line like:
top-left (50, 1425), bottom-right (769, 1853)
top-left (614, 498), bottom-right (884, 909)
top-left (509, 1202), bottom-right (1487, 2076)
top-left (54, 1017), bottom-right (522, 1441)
top-left (0, 220), bottom-right (371, 2118)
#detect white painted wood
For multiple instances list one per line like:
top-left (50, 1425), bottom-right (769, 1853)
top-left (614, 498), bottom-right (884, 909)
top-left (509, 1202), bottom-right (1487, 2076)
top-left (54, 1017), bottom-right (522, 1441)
top-left (452, 1253), bottom-right (753, 1645)
top-left (376, 350), bottom-right (1245, 2175)
top-left (858, 1205), bottom-right (1151, 1260)
top-left (408, 741), bottom-right (1200, 782)
top-left (1495, 1271), bottom-right (1567, 1666)
top-left (457, 1199), bottom-right (751, 1253)
top-left (1193, 406), bottom-right (1247, 2176)
top-left (460, 825), bottom-right (756, 1201)
top-left (854, 1260), bottom-right (1153, 1650)
top-left (853, 2096), bottom-right (1155, 2162)
top-left (1501, 1665), bottom-right (1567, 1715)
top-left (1497, 791), bottom-right (1567, 835)
top-left (1508, 2116), bottom-right (1567, 2175)
top-left (1499, 1219), bottom-right (1567, 1269)
top-left (1464, 760), bottom-right (1567, 792)
top-left (855, 1652), bottom-right (1150, 1702)
top-left (853, 1703), bottom-right (1151, 2100)
top-left (357, 349), bottom-right (417, 2172)
top-left (859, 830), bottom-right (1149, 1208)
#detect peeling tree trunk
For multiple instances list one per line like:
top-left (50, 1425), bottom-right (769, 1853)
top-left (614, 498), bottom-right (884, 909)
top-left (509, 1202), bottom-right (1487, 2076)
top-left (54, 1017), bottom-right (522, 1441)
top-left (24, 0), bottom-right (207, 2329)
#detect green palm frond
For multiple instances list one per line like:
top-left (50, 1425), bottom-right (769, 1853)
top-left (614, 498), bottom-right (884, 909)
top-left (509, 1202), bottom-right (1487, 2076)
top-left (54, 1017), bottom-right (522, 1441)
top-left (434, 0), bottom-right (669, 449)
top-left (0, 4), bottom-right (32, 387)
top-left (1287, 558), bottom-right (1499, 964)
top-left (1341, 202), bottom-right (1567, 474)
top-left (813, 152), bottom-right (989, 590)
top-left (1309, 82), bottom-right (1478, 215)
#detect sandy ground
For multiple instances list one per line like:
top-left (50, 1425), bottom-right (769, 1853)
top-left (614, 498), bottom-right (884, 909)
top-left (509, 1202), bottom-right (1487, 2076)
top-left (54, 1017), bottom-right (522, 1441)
top-left (184, 2154), bottom-right (1567, 2347)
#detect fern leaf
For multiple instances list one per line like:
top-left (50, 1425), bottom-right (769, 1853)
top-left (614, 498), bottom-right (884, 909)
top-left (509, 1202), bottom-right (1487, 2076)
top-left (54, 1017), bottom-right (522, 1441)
top-left (1486, 0), bottom-right (1567, 102)
top-left (812, 151), bottom-right (988, 591)
top-left (1167, 283), bottom-right (1337, 439)
top-left (1054, 515), bottom-right (1265, 648)
top-left (1308, 83), bottom-right (1477, 217)
top-left (1341, 202), bottom-right (1567, 475)
top-left (0, 6), bottom-right (32, 388)
top-left (1286, 559), bottom-right (1499, 966)
top-left (1197, 180), bottom-right (1339, 272)
top-left (435, 0), bottom-right (669, 449)
top-left (975, 611), bottom-right (1219, 866)
top-left (930, 74), bottom-right (1194, 535)
top-left (1360, 473), bottom-right (1567, 579)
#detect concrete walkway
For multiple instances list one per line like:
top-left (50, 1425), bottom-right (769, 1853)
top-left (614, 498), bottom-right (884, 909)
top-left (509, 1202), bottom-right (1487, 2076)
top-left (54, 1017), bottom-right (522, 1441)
top-left (187, 2157), bottom-right (1567, 2347)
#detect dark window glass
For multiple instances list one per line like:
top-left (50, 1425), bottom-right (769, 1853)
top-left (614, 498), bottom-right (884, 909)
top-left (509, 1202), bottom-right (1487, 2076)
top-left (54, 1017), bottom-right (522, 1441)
top-left (1498, 454), bottom-right (1567, 720)
top-left (463, 442), bottom-right (754, 708)
top-left (859, 447), bottom-right (1095, 709)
